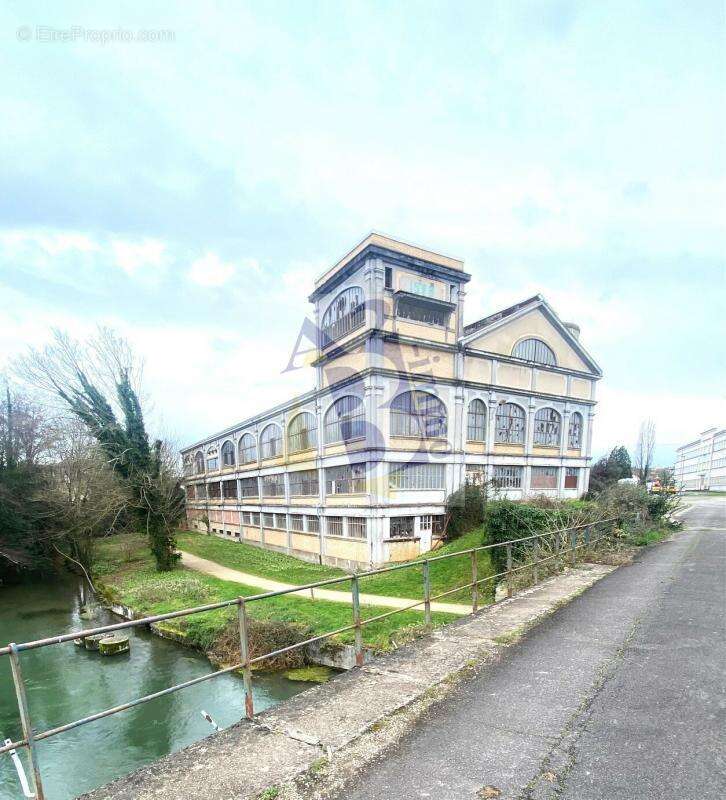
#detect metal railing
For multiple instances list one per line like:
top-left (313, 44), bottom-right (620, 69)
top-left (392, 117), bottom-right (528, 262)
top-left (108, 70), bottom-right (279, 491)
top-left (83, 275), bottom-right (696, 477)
top-left (1, 517), bottom-right (618, 799)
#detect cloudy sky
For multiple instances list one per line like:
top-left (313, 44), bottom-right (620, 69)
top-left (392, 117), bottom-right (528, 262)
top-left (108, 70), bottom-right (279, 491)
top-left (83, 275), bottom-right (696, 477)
top-left (1, 1), bottom-right (724, 465)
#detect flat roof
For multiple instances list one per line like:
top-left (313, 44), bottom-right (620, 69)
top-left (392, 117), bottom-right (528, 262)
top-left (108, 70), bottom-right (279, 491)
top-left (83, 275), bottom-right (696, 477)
top-left (314, 232), bottom-right (465, 289)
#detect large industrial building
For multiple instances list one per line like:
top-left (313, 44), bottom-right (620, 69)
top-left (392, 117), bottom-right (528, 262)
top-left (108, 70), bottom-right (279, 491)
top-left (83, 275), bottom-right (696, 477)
top-left (181, 234), bottom-right (602, 568)
top-left (674, 428), bottom-right (726, 491)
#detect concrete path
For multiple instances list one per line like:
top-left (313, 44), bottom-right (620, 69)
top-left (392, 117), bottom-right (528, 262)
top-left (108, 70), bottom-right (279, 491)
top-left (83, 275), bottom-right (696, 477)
top-left (340, 499), bottom-right (726, 800)
top-left (179, 550), bottom-right (473, 616)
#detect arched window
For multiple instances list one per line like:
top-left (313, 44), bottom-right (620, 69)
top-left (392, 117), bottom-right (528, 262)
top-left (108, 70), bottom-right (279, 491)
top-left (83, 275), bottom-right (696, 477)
top-left (512, 338), bottom-right (557, 366)
top-left (206, 449), bottom-right (219, 471)
top-left (534, 408), bottom-right (562, 447)
top-left (391, 390), bottom-right (447, 438)
top-left (288, 412), bottom-right (318, 453)
top-left (194, 451), bottom-right (205, 474)
top-left (260, 424), bottom-right (283, 459)
top-left (238, 433), bottom-right (257, 464)
top-left (321, 286), bottom-right (364, 344)
top-left (467, 399), bottom-right (487, 442)
top-left (568, 412), bottom-right (583, 449)
top-left (324, 395), bottom-right (365, 444)
top-left (495, 403), bottom-right (526, 444)
top-left (221, 440), bottom-right (235, 467)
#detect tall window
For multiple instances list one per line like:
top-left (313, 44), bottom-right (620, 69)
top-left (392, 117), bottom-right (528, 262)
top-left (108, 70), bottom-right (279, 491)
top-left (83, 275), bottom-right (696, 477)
top-left (495, 403), bottom-right (526, 444)
top-left (287, 412), bottom-right (318, 453)
top-left (492, 465), bottom-right (523, 489)
top-left (206, 452), bottom-right (219, 471)
top-left (260, 424), bottom-right (283, 459)
top-left (222, 479), bottom-right (238, 499)
top-left (389, 462), bottom-right (445, 490)
top-left (321, 286), bottom-right (364, 344)
top-left (568, 412), bottom-right (583, 449)
top-left (238, 433), bottom-right (257, 464)
top-left (186, 485), bottom-right (195, 501)
top-left (326, 463), bottom-right (366, 494)
top-left (324, 395), bottom-right (365, 443)
top-left (348, 518), bottom-right (367, 539)
top-left (261, 473), bottom-right (285, 497)
top-left (208, 481), bottom-right (221, 499)
top-left (290, 514), bottom-right (304, 532)
top-left (195, 483), bottom-right (207, 499)
top-left (390, 390), bottom-right (447, 438)
top-left (289, 468), bottom-right (319, 496)
top-left (239, 477), bottom-right (258, 497)
top-left (221, 440), bottom-right (235, 467)
top-left (194, 451), bottom-right (204, 474)
top-left (512, 338), bottom-right (556, 366)
top-left (534, 408), bottom-right (561, 447)
top-left (326, 516), bottom-right (344, 537)
top-left (467, 399), bottom-right (486, 442)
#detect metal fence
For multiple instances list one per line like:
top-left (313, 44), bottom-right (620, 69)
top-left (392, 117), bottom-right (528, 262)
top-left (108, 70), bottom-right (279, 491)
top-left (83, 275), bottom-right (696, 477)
top-left (1, 518), bottom-right (617, 800)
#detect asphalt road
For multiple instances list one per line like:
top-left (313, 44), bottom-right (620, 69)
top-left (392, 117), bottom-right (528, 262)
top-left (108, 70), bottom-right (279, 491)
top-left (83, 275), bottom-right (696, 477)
top-left (341, 499), bottom-right (726, 800)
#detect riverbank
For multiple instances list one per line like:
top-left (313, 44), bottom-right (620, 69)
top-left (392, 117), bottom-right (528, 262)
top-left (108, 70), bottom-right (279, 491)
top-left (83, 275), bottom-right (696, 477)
top-left (94, 534), bottom-right (460, 670)
top-left (81, 559), bottom-right (619, 800)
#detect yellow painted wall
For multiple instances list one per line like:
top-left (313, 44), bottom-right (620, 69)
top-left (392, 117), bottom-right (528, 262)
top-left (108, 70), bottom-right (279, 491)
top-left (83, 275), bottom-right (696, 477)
top-left (393, 320), bottom-right (452, 343)
top-left (321, 347), bottom-right (368, 388)
top-left (389, 435), bottom-right (450, 451)
top-left (532, 446), bottom-right (559, 456)
top-left (464, 357), bottom-right (493, 383)
top-left (494, 443), bottom-right (525, 455)
top-left (467, 308), bottom-right (591, 372)
top-left (536, 370), bottom-right (567, 395)
top-left (570, 378), bottom-right (592, 399)
top-left (383, 342), bottom-right (454, 378)
top-left (385, 539), bottom-right (421, 562)
top-left (466, 441), bottom-right (487, 454)
top-left (498, 363), bottom-right (532, 390)
top-left (291, 532), bottom-right (320, 553)
top-left (287, 451), bottom-right (316, 466)
top-left (263, 529), bottom-right (286, 548)
top-left (324, 440), bottom-right (366, 456)
top-left (324, 537), bottom-right (368, 562)
top-left (566, 448), bottom-right (582, 457)
top-left (240, 496), bottom-right (260, 505)
top-left (243, 526), bottom-right (261, 542)
top-left (326, 494), bottom-right (368, 506)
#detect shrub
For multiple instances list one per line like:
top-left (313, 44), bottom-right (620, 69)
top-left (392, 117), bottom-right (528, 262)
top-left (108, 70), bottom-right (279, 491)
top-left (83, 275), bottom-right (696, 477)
top-left (444, 483), bottom-right (487, 540)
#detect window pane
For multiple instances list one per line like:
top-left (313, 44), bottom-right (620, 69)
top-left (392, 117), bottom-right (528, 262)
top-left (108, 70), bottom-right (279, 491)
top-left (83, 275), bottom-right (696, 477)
top-left (512, 338), bottom-right (556, 366)
top-left (568, 413), bottom-right (583, 449)
top-left (222, 479), bottom-right (238, 499)
top-left (321, 287), bottom-right (365, 345)
top-left (325, 463), bottom-right (366, 494)
top-left (388, 462), bottom-right (445, 489)
top-left (492, 466), bottom-right (523, 488)
top-left (289, 468), bottom-right (319, 496)
top-left (327, 516), bottom-right (344, 536)
top-left (239, 434), bottom-right (257, 464)
top-left (288, 412), bottom-right (318, 453)
top-left (306, 515), bottom-right (320, 533)
top-left (221, 441), bottom-right (235, 467)
top-left (495, 404), bottom-right (525, 444)
top-left (390, 516), bottom-right (415, 538)
top-left (531, 466), bottom-right (558, 489)
top-left (467, 399), bottom-right (486, 441)
top-left (391, 391), bottom-right (447, 438)
top-left (260, 425), bottom-right (282, 458)
top-left (348, 518), bottom-right (367, 539)
top-left (240, 477), bottom-right (258, 496)
top-left (534, 408), bottom-right (561, 447)
top-left (324, 395), bottom-right (365, 444)
top-left (261, 473), bottom-right (285, 496)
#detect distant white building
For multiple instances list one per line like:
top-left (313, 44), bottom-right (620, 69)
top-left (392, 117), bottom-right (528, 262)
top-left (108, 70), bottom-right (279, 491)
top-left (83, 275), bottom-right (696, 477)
top-left (674, 428), bottom-right (726, 491)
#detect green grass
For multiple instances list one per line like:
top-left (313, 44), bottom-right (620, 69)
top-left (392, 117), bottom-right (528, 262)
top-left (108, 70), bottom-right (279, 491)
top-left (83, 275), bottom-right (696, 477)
top-left (627, 525), bottom-right (676, 547)
top-left (176, 528), bottom-right (496, 604)
top-left (94, 534), bottom-right (457, 655)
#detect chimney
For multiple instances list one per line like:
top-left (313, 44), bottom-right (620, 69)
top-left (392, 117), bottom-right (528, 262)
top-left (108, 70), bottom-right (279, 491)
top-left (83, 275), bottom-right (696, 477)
top-left (564, 322), bottom-right (580, 340)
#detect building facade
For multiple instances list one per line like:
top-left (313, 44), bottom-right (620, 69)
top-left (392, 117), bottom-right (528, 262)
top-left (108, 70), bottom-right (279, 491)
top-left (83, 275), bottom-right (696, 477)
top-left (181, 234), bottom-right (602, 568)
top-left (674, 428), bottom-right (726, 491)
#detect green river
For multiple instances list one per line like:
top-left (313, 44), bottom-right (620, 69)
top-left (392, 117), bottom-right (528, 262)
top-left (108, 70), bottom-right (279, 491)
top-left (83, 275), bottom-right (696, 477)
top-left (0, 577), bottom-right (308, 800)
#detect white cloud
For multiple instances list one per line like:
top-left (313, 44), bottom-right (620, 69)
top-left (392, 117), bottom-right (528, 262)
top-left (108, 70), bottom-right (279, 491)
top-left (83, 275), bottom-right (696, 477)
top-left (187, 252), bottom-right (253, 287)
top-left (111, 238), bottom-right (168, 277)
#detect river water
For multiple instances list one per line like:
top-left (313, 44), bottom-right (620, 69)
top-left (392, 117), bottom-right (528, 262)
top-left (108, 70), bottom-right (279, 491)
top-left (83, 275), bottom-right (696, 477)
top-left (0, 577), bottom-right (309, 800)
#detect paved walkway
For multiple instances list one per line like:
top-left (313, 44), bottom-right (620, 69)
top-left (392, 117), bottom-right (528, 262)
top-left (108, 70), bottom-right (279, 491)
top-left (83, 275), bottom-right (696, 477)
top-left (179, 550), bottom-right (473, 616)
top-left (340, 499), bottom-right (726, 800)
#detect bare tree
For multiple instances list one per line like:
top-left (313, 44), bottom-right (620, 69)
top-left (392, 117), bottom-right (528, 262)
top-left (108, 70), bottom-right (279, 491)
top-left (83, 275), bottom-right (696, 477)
top-left (15, 328), bottom-right (185, 571)
top-left (634, 419), bottom-right (656, 485)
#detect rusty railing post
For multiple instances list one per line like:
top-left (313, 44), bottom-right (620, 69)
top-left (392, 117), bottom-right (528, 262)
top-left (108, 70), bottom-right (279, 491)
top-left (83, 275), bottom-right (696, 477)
top-left (570, 529), bottom-right (577, 567)
top-left (423, 560), bottom-right (432, 626)
top-left (9, 643), bottom-right (45, 800)
top-left (470, 550), bottom-right (478, 613)
top-left (554, 533), bottom-right (561, 570)
top-left (506, 545), bottom-right (513, 598)
top-left (533, 541), bottom-right (540, 584)
top-left (351, 575), bottom-right (363, 667)
top-left (237, 599), bottom-right (254, 719)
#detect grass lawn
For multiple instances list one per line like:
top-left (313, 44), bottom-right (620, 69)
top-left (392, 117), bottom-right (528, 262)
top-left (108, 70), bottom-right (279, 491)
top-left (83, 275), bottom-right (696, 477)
top-left (94, 534), bottom-right (458, 656)
top-left (176, 528), bottom-right (496, 605)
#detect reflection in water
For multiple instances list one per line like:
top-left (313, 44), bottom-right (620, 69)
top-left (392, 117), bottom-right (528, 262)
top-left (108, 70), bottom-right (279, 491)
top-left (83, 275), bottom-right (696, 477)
top-left (0, 577), bottom-right (308, 800)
